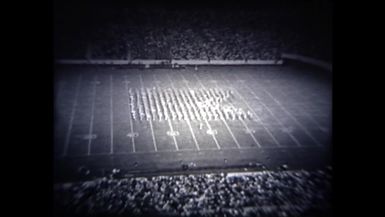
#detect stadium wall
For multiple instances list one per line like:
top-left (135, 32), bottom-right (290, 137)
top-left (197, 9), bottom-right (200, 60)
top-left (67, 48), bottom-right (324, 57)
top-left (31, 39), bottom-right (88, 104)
top-left (55, 59), bottom-right (284, 66)
top-left (282, 53), bottom-right (332, 71)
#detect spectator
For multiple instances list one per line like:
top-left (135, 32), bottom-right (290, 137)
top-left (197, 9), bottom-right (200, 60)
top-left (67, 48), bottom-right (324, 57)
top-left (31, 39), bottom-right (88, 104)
top-left (54, 169), bottom-right (332, 217)
top-left (55, 7), bottom-right (331, 61)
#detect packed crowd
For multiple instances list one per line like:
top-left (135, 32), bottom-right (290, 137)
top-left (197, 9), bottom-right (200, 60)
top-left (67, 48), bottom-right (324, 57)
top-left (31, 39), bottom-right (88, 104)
top-left (54, 168), bottom-right (332, 217)
top-left (55, 7), bottom-right (331, 61)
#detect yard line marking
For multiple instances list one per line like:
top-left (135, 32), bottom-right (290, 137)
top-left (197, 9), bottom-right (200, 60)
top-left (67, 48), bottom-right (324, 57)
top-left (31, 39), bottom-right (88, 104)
top-left (256, 81), bottom-right (323, 147)
top-left (153, 74), bottom-right (179, 151)
top-left (87, 75), bottom-right (97, 155)
top-left (124, 73), bottom-right (136, 152)
top-left (63, 74), bottom-right (82, 157)
top-left (110, 75), bottom-right (114, 154)
top-left (233, 73), bottom-right (302, 147)
top-left (221, 118), bottom-right (242, 149)
top-left (139, 73), bottom-right (158, 152)
top-left (219, 73), bottom-right (282, 148)
top-left (239, 118), bottom-right (262, 148)
top-left (166, 72), bottom-right (200, 151)
top-left (180, 73), bottom-right (221, 149)
top-left (167, 120), bottom-right (179, 150)
top-left (193, 73), bottom-right (241, 149)
top-left (208, 72), bottom-right (261, 148)
top-left (148, 121), bottom-right (157, 151)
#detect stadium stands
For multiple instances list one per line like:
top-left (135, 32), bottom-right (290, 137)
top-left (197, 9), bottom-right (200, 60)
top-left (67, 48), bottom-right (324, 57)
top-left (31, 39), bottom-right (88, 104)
top-left (55, 7), bottom-right (331, 61)
top-left (54, 169), bottom-right (332, 217)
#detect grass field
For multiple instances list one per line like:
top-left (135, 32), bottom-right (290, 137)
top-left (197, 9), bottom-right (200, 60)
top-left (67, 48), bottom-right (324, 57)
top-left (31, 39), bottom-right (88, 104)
top-left (54, 64), bottom-right (332, 182)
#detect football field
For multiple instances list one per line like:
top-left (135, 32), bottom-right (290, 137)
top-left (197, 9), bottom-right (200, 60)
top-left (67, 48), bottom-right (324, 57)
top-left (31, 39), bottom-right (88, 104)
top-left (54, 64), bottom-right (332, 182)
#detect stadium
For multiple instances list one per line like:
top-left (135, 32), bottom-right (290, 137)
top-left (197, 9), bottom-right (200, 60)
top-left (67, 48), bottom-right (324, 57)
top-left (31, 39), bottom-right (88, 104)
top-left (54, 1), bottom-right (332, 217)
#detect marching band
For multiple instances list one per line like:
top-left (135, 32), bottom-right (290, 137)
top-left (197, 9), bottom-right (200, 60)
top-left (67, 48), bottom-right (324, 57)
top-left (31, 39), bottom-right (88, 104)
top-left (127, 88), bottom-right (252, 122)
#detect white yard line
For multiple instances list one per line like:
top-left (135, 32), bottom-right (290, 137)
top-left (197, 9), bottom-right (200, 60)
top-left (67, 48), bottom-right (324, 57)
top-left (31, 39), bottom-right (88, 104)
top-left (167, 119), bottom-right (179, 150)
top-left (166, 73), bottom-right (200, 151)
top-left (87, 75), bottom-right (97, 155)
top-left (221, 119), bottom-right (242, 149)
top-left (63, 74), bottom-right (82, 157)
top-left (110, 75), bottom-right (114, 154)
top-left (208, 72), bottom-right (261, 148)
top-left (203, 118), bottom-right (221, 149)
top-left (139, 73), bottom-right (158, 152)
top-left (193, 73), bottom-right (241, 149)
top-left (180, 73), bottom-right (221, 150)
top-left (219, 73), bottom-right (282, 148)
top-left (234, 74), bottom-right (302, 147)
top-left (124, 74), bottom-right (136, 152)
top-left (239, 118), bottom-right (262, 148)
top-left (185, 116), bottom-right (200, 150)
top-left (153, 74), bottom-right (179, 151)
